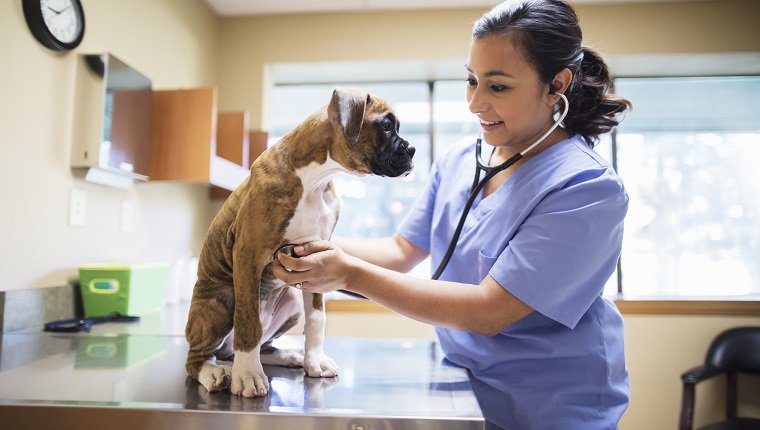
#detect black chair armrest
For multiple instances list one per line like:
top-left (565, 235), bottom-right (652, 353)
top-left (681, 364), bottom-right (723, 384)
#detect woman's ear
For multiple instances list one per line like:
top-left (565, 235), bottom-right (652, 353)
top-left (547, 67), bottom-right (573, 100)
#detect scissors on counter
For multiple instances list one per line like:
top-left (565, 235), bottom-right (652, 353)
top-left (43, 313), bottom-right (140, 333)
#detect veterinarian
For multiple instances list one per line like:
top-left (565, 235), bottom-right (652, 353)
top-left (273, 0), bottom-right (631, 428)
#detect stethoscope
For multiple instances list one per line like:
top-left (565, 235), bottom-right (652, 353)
top-left (431, 92), bottom-right (569, 280)
top-left (277, 92), bottom-right (569, 297)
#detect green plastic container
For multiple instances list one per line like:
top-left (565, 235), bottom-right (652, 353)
top-left (79, 263), bottom-right (168, 317)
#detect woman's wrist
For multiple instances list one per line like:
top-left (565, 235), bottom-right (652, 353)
top-left (343, 252), bottom-right (374, 295)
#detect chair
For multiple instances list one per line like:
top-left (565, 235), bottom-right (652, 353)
top-left (679, 326), bottom-right (760, 430)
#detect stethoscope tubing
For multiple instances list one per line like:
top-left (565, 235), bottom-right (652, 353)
top-left (275, 93), bottom-right (569, 297)
top-left (431, 93), bottom-right (569, 280)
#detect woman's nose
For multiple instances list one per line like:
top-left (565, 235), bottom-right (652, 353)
top-left (467, 86), bottom-right (489, 115)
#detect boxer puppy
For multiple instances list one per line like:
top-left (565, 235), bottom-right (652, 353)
top-left (185, 87), bottom-right (415, 398)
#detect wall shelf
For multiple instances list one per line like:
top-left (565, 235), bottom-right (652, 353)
top-left (149, 87), bottom-right (249, 191)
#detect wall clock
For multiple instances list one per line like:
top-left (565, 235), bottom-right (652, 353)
top-left (23, 0), bottom-right (85, 51)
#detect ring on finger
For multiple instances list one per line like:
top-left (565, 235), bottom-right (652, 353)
top-left (294, 282), bottom-right (303, 290)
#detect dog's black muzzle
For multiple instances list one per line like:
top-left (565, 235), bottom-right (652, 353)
top-left (372, 137), bottom-right (415, 177)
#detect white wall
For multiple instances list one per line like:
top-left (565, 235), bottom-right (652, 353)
top-left (0, 0), bottom-right (220, 292)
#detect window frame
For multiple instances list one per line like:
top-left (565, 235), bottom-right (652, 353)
top-left (327, 298), bottom-right (760, 316)
top-left (270, 76), bottom-right (760, 315)
top-left (609, 74), bottom-right (760, 309)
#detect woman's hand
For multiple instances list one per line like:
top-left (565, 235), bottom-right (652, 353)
top-left (272, 240), bottom-right (358, 294)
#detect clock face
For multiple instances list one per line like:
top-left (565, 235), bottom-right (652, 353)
top-left (39, 0), bottom-right (82, 44)
top-left (23, 0), bottom-right (85, 51)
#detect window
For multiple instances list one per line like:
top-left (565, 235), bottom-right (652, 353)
top-left (613, 76), bottom-right (760, 298)
top-left (269, 75), bottom-right (760, 300)
top-left (432, 80), bottom-right (480, 158)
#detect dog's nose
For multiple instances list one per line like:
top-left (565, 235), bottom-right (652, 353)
top-left (404, 142), bottom-right (416, 157)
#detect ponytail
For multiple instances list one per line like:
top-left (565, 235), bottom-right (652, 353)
top-left (564, 47), bottom-right (631, 147)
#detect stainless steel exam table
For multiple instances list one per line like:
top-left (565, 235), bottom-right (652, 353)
top-left (0, 330), bottom-right (484, 429)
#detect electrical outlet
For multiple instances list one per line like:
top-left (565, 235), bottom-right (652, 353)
top-left (69, 188), bottom-right (86, 227)
top-left (120, 200), bottom-right (134, 234)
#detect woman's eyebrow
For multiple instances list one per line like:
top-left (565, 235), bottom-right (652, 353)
top-left (465, 66), bottom-right (514, 78)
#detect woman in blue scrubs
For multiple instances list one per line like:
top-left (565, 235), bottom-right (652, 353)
top-left (274, 0), bottom-right (631, 428)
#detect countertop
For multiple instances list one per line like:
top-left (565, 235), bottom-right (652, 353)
top-left (0, 303), bottom-right (484, 429)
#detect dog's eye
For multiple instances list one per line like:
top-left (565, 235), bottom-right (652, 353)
top-left (381, 118), bottom-right (393, 133)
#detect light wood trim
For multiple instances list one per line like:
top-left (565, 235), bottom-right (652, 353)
top-left (327, 298), bottom-right (760, 317)
top-left (249, 130), bottom-right (269, 163)
top-left (217, 111), bottom-right (249, 167)
top-left (150, 87), bottom-right (216, 181)
top-left (327, 299), bottom-right (390, 313)
top-left (614, 299), bottom-right (760, 316)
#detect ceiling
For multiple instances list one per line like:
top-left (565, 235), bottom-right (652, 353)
top-left (204, 0), bottom-right (700, 16)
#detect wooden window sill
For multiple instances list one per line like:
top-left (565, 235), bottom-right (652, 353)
top-left (326, 299), bottom-right (387, 313)
top-left (327, 297), bottom-right (760, 316)
top-left (612, 297), bottom-right (760, 316)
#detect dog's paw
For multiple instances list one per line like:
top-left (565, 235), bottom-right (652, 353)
top-left (230, 351), bottom-right (270, 397)
top-left (230, 366), bottom-right (269, 397)
top-left (304, 353), bottom-right (339, 378)
top-left (261, 348), bottom-right (304, 368)
top-left (198, 361), bottom-right (232, 392)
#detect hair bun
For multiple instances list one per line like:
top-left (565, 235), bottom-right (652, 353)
top-left (563, 46), bottom-right (630, 146)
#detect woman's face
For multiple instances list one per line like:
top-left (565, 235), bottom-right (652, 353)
top-left (466, 35), bottom-right (556, 151)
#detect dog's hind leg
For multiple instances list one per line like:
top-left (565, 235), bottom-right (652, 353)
top-left (185, 282), bottom-right (234, 393)
top-left (258, 285), bottom-right (304, 367)
top-left (260, 311), bottom-right (304, 367)
top-left (260, 340), bottom-right (304, 367)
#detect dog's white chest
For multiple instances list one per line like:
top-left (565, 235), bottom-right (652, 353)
top-left (284, 157), bottom-right (345, 244)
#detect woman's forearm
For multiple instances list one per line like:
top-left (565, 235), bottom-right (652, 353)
top-left (273, 240), bottom-right (533, 334)
top-left (332, 235), bottom-right (425, 273)
top-left (345, 256), bottom-right (533, 336)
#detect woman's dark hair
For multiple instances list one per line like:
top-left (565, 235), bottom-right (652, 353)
top-left (472, 0), bottom-right (631, 146)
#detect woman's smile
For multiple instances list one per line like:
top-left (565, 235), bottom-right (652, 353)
top-left (479, 118), bottom-right (504, 133)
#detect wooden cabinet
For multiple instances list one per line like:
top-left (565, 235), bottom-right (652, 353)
top-left (249, 130), bottom-right (269, 165)
top-left (217, 111), bottom-right (250, 168)
top-left (149, 87), bottom-right (249, 191)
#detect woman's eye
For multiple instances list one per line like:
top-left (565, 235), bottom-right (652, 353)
top-left (490, 84), bottom-right (508, 92)
top-left (466, 77), bottom-right (477, 87)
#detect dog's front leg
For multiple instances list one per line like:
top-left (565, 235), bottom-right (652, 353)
top-left (230, 251), bottom-right (269, 397)
top-left (302, 292), bottom-right (339, 377)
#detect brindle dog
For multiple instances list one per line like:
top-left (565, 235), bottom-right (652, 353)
top-left (185, 87), bottom-right (415, 397)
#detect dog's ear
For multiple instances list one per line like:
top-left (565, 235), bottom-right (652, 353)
top-left (328, 87), bottom-right (368, 146)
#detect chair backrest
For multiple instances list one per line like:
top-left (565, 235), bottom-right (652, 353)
top-left (705, 326), bottom-right (760, 374)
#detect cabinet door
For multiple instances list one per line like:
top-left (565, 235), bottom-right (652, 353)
top-left (150, 88), bottom-right (216, 181)
top-left (249, 130), bottom-right (269, 164)
top-left (217, 111), bottom-right (250, 168)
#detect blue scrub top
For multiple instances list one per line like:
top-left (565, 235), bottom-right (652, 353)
top-left (398, 134), bottom-right (629, 429)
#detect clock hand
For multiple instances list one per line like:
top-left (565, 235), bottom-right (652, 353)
top-left (47, 6), bottom-right (63, 15)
